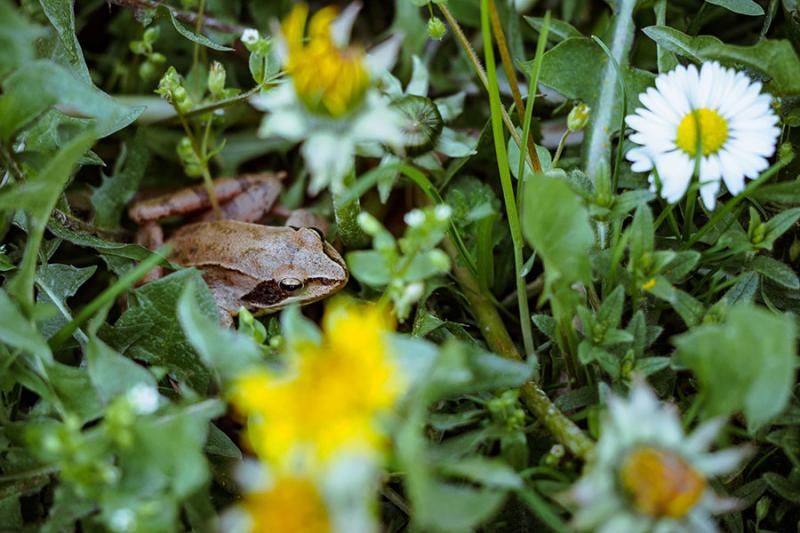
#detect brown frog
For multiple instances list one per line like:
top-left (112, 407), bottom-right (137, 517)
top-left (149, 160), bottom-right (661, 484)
top-left (128, 173), bottom-right (348, 326)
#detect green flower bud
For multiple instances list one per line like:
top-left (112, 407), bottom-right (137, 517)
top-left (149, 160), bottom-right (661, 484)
top-left (208, 61), bottom-right (227, 98)
top-left (567, 102), bottom-right (591, 132)
top-left (149, 52), bottom-right (166, 64)
top-left (143, 26), bottom-right (160, 45)
top-left (129, 40), bottom-right (146, 55)
top-left (138, 61), bottom-right (157, 81)
top-left (756, 496), bottom-right (770, 522)
top-left (427, 16), bottom-right (447, 40)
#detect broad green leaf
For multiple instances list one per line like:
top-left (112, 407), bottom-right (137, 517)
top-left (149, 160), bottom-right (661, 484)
top-left (39, 0), bottom-right (91, 82)
top-left (44, 361), bottom-right (103, 423)
top-left (177, 282), bottom-right (262, 383)
top-left (706, 0), bottom-right (764, 15)
top-left (675, 303), bottom-right (797, 431)
top-left (646, 277), bottom-right (705, 327)
top-left (103, 269), bottom-right (217, 392)
top-left (164, 7), bottom-right (234, 51)
top-left (119, 399), bottom-right (224, 502)
top-left (91, 132), bottom-right (150, 230)
top-left (761, 207), bottom-right (800, 249)
top-left (522, 171), bottom-right (594, 290)
top-left (642, 26), bottom-right (800, 95)
top-left (346, 250), bottom-right (393, 286)
top-left (0, 289), bottom-right (52, 363)
top-left (414, 482), bottom-right (507, 533)
top-left (87, 335), bottom-right (156, 404)
top-left (440, 457), bottom-right (523, 489)
top-left (47, 215), bottom-right (160, 263)
top-left (0, 0), bottom-right (46, 78)
top-left (36, 263), bottom-right (96, 339)
top-left (2, 61), bottom-right (143, 139)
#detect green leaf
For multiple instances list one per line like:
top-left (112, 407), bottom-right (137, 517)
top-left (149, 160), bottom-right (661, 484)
top-left (164, 7), bottom-right (234, 51)
top-left (44, 361), bottom-right (103, 423)
top-left (706, 0), bottom-right (764, 14)
top-left (119, 400), bottom-right (224, 502)
top-left (87, 335), bottom-right (156, 404)
top-left (38, 0), bottom-right (91, 82)
top-left (647, 277), bottom-right (706, 327)
top-left (46, 215), bottom-right (159, 263)
top-left (177, 281), bottom-right (262, 383)
top-left (413, 482), bottom-right (507, 533)
top-left (752, 256), bottom-right (800, 289)
top-left (524, 16), bottom-right (582, 42)
top-left (1, 61), bottom-right (143, 140)
top-left (346, 250), bottom-right (393, 286)
top-left (763, 472), bottom-right (800, 503)
top-left (0, 289), bottom-right (52, 363)
top-left (0, 129), bottom-right (96, 310)
top-left (675, 303), bottom-right (797, 431)
top-left (91, 131), bottom-right (150, 230)
top-left (522, 171), bottom-right (594, 290)
top-left (642, 26), bottom-right (800, 95)
top-left (36, 263), bottom-right (97, 339)
top-left (440, 457), bottom-right (523, 489)
top-left (0, 0), bottom-right (46, 78)
top-left (761, 207), bottom-right (800, 250)
top-left (103, 269), bottom-right (217, 392)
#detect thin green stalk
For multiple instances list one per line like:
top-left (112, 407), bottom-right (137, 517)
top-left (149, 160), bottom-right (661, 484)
top-left (480, 0), bottom-right (535, 367)
top-left (176, 111), bottom-right (221, 219)
top-left (683, 184), bottom-right (698, 241)
top-left (332, 168), bottom-right (369, 249)
top-left (49, 246), bottom-right (171, 351)
top-left (438, 3), bottom-right (541, 173)
top-left (686, 153), bottom-right (793, 247)
top-left (551, 130), bottom-right (569, 167)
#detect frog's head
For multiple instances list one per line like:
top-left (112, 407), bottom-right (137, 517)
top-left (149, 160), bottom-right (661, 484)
top-left (242, 227), bottom-right (348, 314)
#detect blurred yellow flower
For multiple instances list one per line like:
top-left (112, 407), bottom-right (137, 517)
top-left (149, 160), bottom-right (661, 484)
top-left (231, 297), bottom-right (404, 468)
top-left (241, 476), bottom-right (331, 533)
top-left (283, 4), bottom-right (369, 117)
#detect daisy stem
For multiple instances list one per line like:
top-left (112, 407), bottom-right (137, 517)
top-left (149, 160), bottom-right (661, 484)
top-left (332, 167), bottom-right (369, 249)
top-left (685, 153), bottom-right (793, 248)
top-left (682, 184), bottom-right (698, 241)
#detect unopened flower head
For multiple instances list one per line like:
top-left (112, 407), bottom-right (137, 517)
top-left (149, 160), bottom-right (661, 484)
top-left (565, 379), bottom-right (749, 532)
top-left (404, 209), bottom-right (425, 228)
top-left (230, 297), bottom-right (405, 469)
top-left (625, 61), bottom-right (780, 210)
top-left (283, 4), bottom-right (369, 117)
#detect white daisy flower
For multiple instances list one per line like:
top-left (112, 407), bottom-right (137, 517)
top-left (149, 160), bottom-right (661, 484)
top-left (250, 3), bottom-right (404, 196)
top-left (565, 379), bottom-right (750, 533)
top-left (625, 61), bottom-right (780, 210)
top-left (240, 28), bottom-right (259, 46)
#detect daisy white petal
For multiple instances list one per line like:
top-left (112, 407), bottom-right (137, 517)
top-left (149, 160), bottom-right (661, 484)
top-left (625, 61), bottom-right (780, 208)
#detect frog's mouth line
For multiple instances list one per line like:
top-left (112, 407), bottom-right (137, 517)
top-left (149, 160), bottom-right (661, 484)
top-left (242, 276), bottom-right (345, 309)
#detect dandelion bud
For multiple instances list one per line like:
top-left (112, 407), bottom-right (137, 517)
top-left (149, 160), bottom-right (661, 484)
top-left (427, 16), bottom-right (447, 40)
top-left (567, 102), bottom-right (591, 132)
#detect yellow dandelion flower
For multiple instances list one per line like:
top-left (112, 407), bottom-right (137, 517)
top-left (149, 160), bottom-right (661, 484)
top-left (230, 297), bottom-right (404, 468)
top-left (282, 4), bottom-right (370, 117)
top-left (241, 476), bottom-right (331, 533)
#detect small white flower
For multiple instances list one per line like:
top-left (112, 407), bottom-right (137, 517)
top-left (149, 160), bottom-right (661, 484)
top-left (126, 383), bottom-right (159, 415)
top-left (241, 28), bottom-right (259, 45)
top-left (109, 508), bottom-right (136, 533)
top-left (565, 378), bottom-right (749, 532)
top-left (625, 61), bottom-right (780, 210)
top-left (434, 204), bottom-right (452, 221)
top-left (403, 209), bottom-right (425, 227)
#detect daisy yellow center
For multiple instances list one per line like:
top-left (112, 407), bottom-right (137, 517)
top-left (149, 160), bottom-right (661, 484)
top-left (283, 4), bottom-right (370, 117)
top-left (675, 108), bottom-right (728, 157)
top-left (242, 477), bottom-right (331, 533)
top-left (619, 447), bottom-right (706, 519)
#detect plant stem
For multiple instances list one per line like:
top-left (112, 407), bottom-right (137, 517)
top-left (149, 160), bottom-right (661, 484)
top-left (487, 0), bottom-right (540, 172)
top-left (332, 168), bottom-right (369, 249)
top-left (438, 3), bottom-right (541, 173)
top-left (683, 184), bottom-right (697, 241)
top-left (480, 0), bottom-right (536, 366)
top-left (176, 111), bottom-right (222, 219)
top-left (443, 238), bottom-right (594, 460)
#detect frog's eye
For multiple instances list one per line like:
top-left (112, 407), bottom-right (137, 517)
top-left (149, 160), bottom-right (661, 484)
top-left (280, 278), bottom-right (304, 292)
